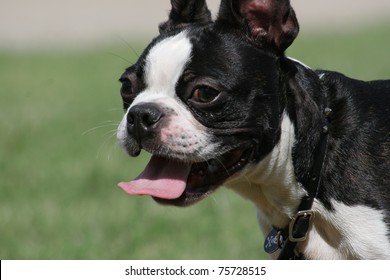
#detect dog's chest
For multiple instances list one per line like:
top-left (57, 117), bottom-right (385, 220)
top-left (301, 200), bottom-right (390, 259)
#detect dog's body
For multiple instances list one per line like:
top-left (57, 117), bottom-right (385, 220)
top-left (116, 0), bottom-right (390, 259)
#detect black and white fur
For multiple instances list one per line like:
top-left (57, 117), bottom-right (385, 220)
top-left (117, 0), bottom-right (390, 259)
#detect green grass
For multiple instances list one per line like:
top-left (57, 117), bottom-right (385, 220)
top-left (0, 23), bottom-right (389, 260)
top-left (288, 24), bottom-right (390, 80)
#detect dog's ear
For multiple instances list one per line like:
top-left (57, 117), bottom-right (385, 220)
top-left (216, 0), bottom-right (299, 53)
top-left (159, 0), bottom-right (212, 33)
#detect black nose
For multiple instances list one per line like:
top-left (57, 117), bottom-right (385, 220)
top-left (127, 103), bottom-right (164, 142)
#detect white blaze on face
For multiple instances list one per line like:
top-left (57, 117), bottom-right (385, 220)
top-left (131, 31), bottom-right (193, 106)
top-left (117, 31), bottom-right (218, 161)
top-left (144, 31), bottom-right (192, 97)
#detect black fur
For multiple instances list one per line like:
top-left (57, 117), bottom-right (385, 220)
top-left (118, 0), bottom-right (390, 258)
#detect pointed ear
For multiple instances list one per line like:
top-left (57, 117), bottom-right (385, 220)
top-left (159, 0), bottom-right (212, 33)
top-left (216, 0), bottom-right (299, 53)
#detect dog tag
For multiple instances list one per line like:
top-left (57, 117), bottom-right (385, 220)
top-left (264, 228), bottom-right (284, 254)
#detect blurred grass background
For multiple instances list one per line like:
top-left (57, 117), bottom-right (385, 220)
top-left (1, 23), bottom-right (389, 260)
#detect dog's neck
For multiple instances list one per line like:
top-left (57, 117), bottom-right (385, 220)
top-left (226, 111), bottom-right (305, 228)
top-left (226, 57), bottom-right (326, 229)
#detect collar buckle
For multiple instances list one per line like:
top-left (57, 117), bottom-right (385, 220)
top-left (288, 210), bottom-right (315, 243)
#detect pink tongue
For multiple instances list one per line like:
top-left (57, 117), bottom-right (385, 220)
top-left (118, 156), bottom-right (191, 200)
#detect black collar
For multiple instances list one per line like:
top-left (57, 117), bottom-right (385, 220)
top-left (264, 107), bottom-right (332, 260)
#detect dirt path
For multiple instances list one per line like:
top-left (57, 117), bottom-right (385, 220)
top-left (0, 0), bottom-right (389, 49)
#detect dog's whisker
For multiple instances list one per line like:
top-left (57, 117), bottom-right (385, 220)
top-left (242, 175), bottom-right (253, 189)
top-left (82, 123), bottom-right (118, 136)
top-left (96, 131), bottom-right (118, 160)
top-left (209, 194), bottom-right (219, 205)
top-left (107, 138), bottom-right (120, 161)
top-left (102, 128), bottom-right (119, 138)
top-left (107, 108), bottom-right (124, 112)
top-left (214, 156), bottom-right (231, 176)
top-left (106, 51), bottom-right (134, 64)
top-left (117, 35), bottom-right (141, 59)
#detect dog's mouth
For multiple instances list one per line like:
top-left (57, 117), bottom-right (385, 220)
top-left (118, 143), bottom-right (255, 206)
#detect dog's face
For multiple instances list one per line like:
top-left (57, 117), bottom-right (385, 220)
top-left (117, 0), bottom-right (299, 206)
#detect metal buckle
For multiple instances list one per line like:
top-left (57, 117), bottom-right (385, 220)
top-left (288, 210), bottom-right (314, 242)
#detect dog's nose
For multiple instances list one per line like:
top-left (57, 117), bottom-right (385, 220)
top-left (127, 103), bottom-right (164, 142)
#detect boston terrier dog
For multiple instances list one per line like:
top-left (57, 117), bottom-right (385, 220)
top-left (116, 0), bottom-right (390, 259)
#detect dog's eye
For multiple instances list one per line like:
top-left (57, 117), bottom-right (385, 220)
top-left (191, 86), bottom-right (220, 104)
top-left (119, 77), bottom-right (133, 94)
top-left (119, 77), bottom-right (136, 108)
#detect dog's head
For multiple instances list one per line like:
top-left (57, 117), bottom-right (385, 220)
top-left (117, 0), bottom-right (299, 206)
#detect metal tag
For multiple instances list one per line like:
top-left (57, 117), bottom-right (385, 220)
top-left (264, 228), bottom-right (284, 254)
